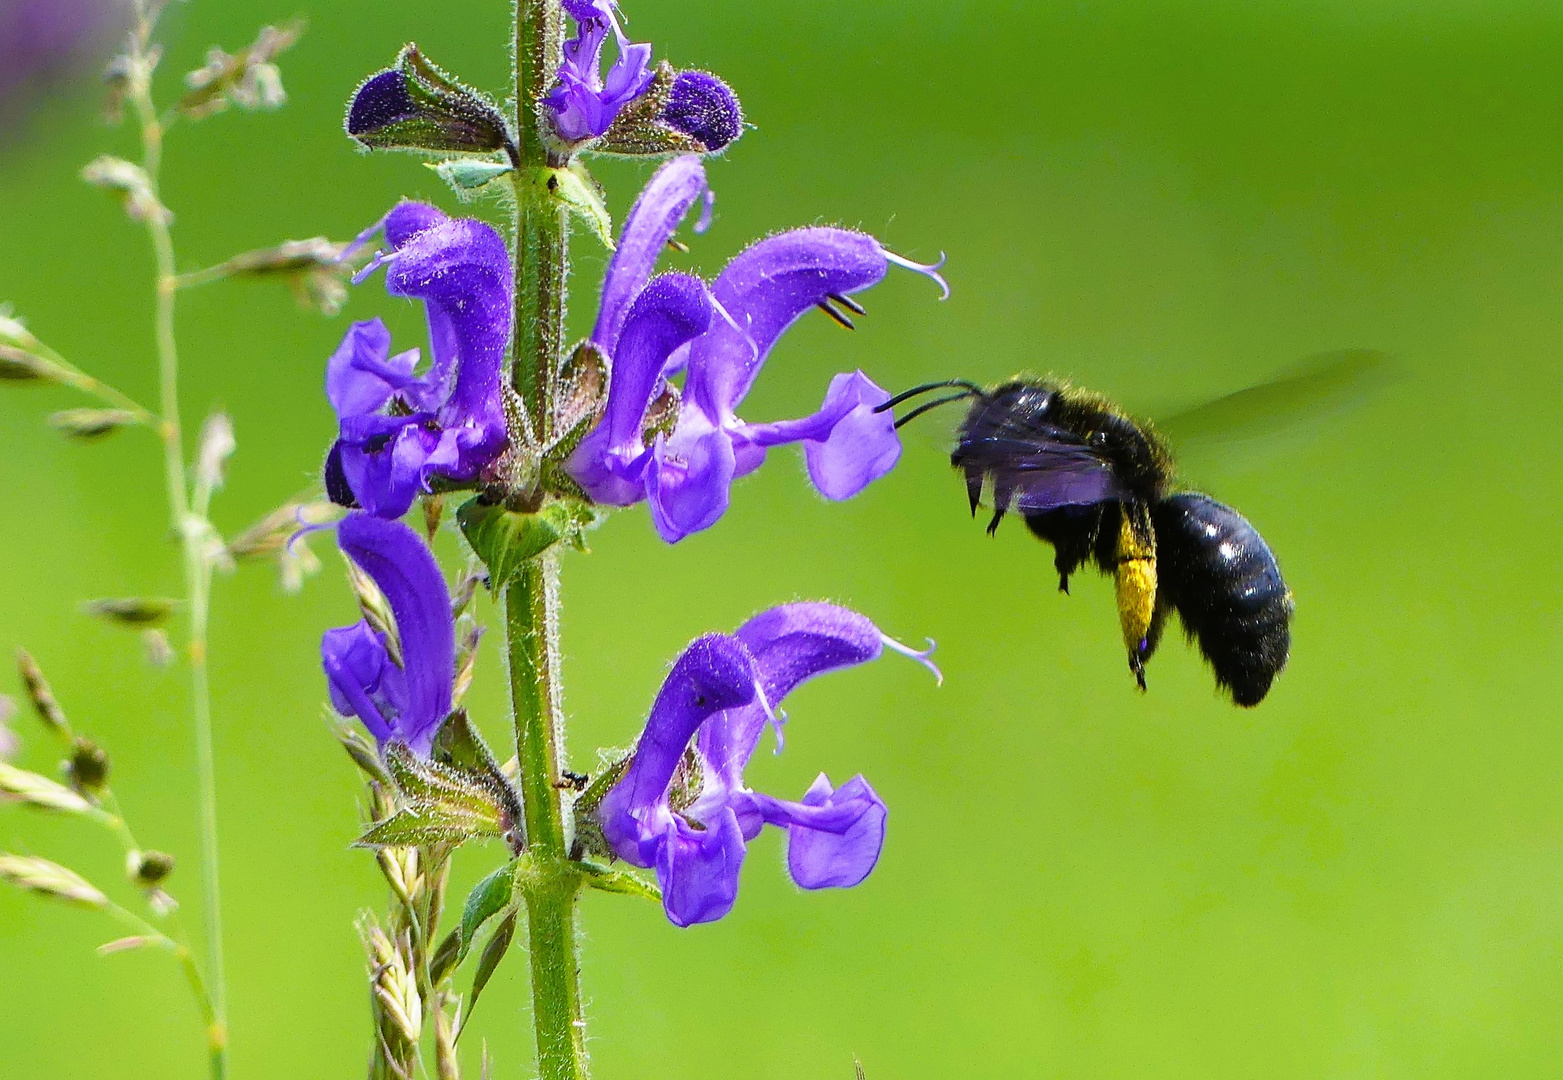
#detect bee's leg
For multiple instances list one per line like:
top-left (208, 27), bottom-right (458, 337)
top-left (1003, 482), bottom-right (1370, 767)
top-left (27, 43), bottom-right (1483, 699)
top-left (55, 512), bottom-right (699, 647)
top-left (1113, 501), bottom-right (1158, 692)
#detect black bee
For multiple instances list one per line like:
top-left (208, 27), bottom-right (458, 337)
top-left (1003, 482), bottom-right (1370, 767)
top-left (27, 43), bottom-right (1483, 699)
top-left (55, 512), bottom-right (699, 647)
top-left (882, 364), bottom-right (1343, 706)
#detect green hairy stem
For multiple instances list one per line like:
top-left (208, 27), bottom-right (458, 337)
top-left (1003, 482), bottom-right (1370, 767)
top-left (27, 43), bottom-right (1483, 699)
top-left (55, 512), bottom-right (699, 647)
top-left (508, 4), bottom-right (589, 1080)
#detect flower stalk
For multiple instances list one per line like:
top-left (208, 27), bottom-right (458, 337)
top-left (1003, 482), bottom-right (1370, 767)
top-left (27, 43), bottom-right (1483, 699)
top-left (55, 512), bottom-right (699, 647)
top-left (505, 558), bottom-right (588, 1080)
top-left (127, 2), bottom-right (228, 1073)
top-left (512, 0), bottom-right (570, 441)
top-left (508, 4), bottom-right (590, 1078)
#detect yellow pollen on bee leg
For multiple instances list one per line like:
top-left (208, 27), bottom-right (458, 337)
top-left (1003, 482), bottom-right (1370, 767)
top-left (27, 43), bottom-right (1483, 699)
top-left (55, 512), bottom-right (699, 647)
top-left (1114, 510), bottom-right (1157, 657)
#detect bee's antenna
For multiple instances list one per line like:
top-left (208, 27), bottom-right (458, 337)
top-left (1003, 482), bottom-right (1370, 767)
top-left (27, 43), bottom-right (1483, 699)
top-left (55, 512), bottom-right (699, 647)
top-left (874, 379), bottom-right (984, 414)
top-left (892, 391), bottom-right (977, 429)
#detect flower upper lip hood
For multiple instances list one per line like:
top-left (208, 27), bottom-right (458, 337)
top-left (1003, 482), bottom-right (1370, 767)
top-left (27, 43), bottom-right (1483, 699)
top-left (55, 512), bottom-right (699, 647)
top-left (565, 155), bottom-right (948, 543)
top-left (324, 201), bottom-right (513, 518)
top-left (596, 602), bottom-right (939, 927)
top-left (321, 512), bottom-right (455, 758)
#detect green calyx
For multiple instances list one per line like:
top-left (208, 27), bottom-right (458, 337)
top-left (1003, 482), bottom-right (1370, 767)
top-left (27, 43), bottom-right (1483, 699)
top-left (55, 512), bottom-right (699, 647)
top-left (457, 498), bottom-right (596, 591)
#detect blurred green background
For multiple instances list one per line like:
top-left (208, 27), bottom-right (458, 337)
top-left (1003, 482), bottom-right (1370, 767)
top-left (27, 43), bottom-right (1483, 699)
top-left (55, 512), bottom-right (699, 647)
top-left (3, 0), bottom-right (1562, 1076)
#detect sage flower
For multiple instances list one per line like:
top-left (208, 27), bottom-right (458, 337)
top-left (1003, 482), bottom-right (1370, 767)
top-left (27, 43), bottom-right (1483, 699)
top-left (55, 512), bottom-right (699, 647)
top-left (323, 202), bottom-right (512, 518)
top-left (321, 513), bottom-right (455, 757)
top-left (543, 0), bottom-right (654, 144)
top-left (597, 602), bottom-right (939, 926)
top-left (566, 155), bottom-right (949, 542)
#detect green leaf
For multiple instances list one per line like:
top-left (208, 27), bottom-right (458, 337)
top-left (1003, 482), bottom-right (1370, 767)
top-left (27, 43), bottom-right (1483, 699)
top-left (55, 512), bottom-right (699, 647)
top-left (354, 804), bottom-right (500, 849)
top-left (457, 499), bottom-right (584, 590)
top-left (464, 907), bottom-right (518, 1034)
top-left (579, 860), bottom-right (661, 903)
top-left (554, 165), bottom-right (615, 250)
top-left (429, 159), bottom-right (514, 194)
top-left (462, 862), bottom-right (520, 953)
top-left (383, 740), bottom-right (505, 822)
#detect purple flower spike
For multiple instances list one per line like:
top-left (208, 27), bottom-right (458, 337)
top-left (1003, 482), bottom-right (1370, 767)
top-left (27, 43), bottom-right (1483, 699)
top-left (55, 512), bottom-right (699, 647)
top-left (600, 602), bottom-right (934, 927)
top-left (322, 513), bottom-right (455, 757)
top-left (324, 202), bottom-right (512, 518)
top-left (662, 71), bottom-right (743, 152)
top-left (544, 1), bottom-right (654, 144)
top-left (565, 160), bottom-right (949, 542)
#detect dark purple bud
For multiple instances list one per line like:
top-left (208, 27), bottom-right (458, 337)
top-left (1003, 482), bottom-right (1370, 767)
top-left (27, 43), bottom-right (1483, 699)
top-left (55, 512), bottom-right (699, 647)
top-left (596, 63), bottom-right (745, 158)
top-left (662, 71), bottom-right (742, 152)
top-left (346, 44), bottom-right (515, 161)
top-left (324, 442), bottom-right (360, 509)
top-left (347, 70), bottom-right (416, 136)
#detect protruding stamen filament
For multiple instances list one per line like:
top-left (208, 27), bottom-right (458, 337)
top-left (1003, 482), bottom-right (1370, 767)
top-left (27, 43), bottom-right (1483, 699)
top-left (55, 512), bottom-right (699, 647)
top-left (883, 248), bottom-right (950, 300)
top-left (816, 299), bottom-right (856, 331)
top-left (881, 634), bottom-right (943, 686)
top-left (754, 681), bottom-right (788, 752)
top-left (351, 249), bottom-right (399, 285)
top-left (828, 291), bottom-right (867, 316)
top-left (696, 189), bottom-right (716, 234)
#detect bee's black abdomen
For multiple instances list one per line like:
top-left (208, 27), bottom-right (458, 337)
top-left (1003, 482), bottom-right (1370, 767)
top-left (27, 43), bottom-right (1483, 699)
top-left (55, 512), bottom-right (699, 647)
top-left (1152, 493), bottom-right (1292, 706)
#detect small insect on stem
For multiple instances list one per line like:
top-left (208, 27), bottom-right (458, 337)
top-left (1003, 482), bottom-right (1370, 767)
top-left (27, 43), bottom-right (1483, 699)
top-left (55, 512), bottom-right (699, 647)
top-left (667, 238), bottom-right (690, 253)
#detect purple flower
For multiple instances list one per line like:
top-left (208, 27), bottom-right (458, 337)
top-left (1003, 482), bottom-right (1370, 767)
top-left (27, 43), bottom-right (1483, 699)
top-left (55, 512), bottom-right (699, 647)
top-left (324, 202), bottom-right (512, 518)
top-left (597, 602), bottom-right (940, 927)
top-left (321, 513), bottom-right (455, 757)
top-left (565, 156), bottom-right (948, 543)
top-left (543, 0), bottom-right (654, 144)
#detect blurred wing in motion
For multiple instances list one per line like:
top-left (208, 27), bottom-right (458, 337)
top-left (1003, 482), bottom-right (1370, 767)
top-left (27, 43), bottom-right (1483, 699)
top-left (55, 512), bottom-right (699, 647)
top-left (1155, 349), bottom-right (1398, 476)
top-left (1157, 348), bottom-right (1397, 450)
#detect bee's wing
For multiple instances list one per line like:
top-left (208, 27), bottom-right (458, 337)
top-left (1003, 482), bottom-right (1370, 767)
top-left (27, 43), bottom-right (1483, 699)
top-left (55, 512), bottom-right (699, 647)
top-left (956, 434), bottom-right (1126, 512)
top-left (1155, 349), bottom-right (1397, 453)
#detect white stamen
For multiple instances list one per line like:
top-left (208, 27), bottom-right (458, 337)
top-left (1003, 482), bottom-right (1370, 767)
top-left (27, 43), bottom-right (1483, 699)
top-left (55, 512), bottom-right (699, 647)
top-left (880, 634), bottom-right (943, 686)
top-left (883, 248), bottom-right (951, 301)
top-left (696, 189), bottom-right (716, 235)
top-left (350, 249), bottom-right (398, 285)
top-left (754, 681), bottom-right (789, 754)
top-left (709, 293), bottom-right (759, 364)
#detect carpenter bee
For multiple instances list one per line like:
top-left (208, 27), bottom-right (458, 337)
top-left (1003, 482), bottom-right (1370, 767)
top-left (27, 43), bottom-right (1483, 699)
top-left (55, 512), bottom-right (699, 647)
top-left (881, 352), bottom-right (1387, 706)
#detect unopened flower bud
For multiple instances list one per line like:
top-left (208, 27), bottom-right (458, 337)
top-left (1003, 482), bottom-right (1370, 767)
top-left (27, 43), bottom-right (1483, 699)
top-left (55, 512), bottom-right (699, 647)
top-left (347, 44), bottom-right (515, 160)
top-left (597, 63), bottom-right (744, 157)
top-left (345, 559), bottom-right (402, 667)
top-left (179, 21), bottom-right (302, 120)
top-left (16, 649), bottom-right (70, 739)
top-left (0, 346), bottom-right (64, 382)
top-left (49, 407), bottom-right (141, 439)
top-left (66, 738), bottom-right (110, 796)
top-left (82, 597), bottom-right (177, 626)
top-left (126, 849), bottom-right (175, 888)
top-left (195, 413), bottom-right (236, 500)
top-left (81, 156), bottom-right (171, 226)
top-left (0, 854), bottom-right (107, 909)
top-left (142, 630), bottom-right (174, 668)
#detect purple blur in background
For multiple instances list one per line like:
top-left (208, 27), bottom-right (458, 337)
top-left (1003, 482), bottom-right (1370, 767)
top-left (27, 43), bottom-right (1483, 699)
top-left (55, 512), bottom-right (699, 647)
top-left (0, 0), bottom-right (125, 136)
